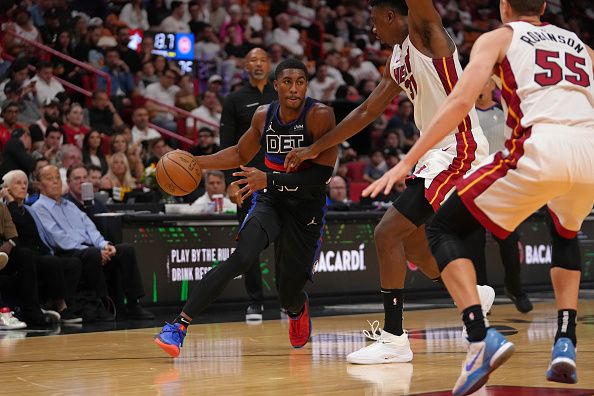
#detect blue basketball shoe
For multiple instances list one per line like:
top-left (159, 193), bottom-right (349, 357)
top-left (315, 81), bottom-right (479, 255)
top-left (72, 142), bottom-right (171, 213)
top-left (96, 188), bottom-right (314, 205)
top-left (154, 322), bottom-right (187, 357)
top-left (453, 328), bottom-right (515, 396)
top-left (546, 338), bottom-right (577, 384)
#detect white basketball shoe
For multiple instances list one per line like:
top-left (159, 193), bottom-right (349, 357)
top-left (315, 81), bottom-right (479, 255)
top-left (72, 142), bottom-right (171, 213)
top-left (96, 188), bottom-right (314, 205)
top-left (347, 326), bottom-right (413, 365)
top-left (461, 285), bottom-right (496, 340)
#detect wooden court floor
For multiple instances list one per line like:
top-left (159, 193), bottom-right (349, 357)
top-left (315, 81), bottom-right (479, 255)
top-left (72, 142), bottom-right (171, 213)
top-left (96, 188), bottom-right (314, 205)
top-left (1, 300), bottom-right (593, 395)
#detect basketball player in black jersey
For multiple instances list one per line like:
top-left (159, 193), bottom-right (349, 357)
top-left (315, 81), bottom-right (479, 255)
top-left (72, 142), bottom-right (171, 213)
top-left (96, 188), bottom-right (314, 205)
top-left (154, 59), bottom-right (338, 357)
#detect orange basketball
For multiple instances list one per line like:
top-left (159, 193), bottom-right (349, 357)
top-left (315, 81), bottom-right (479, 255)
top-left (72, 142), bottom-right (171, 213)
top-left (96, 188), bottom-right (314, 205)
top-left (155, 150), bottom-right (202, 196)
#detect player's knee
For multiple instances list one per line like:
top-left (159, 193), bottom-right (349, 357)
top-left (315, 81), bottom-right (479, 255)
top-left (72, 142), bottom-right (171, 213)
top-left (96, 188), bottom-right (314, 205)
top-left (426, 220), bottom-right (466, 272)
top-left (374, 219), bottom-right (399, 247)
top-left (228, 247), bottom-right (259, 275)
top-left (550, 228), bottom-right (582, 271)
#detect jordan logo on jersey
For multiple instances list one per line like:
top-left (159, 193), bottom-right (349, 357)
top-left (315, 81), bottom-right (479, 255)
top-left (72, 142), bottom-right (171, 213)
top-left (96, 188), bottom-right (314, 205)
top-left (266, 122), bottom-right (275, 134)
top-left (266, 134), bottom-right (305, 153)
top-left (393, 47), bottom-right (418, 99)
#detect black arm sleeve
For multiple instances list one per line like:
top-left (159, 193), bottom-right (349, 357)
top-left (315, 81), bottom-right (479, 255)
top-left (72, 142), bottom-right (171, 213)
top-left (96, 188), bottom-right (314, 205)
top-left (267, 163), bottom-right (333, 188)
top-left (219, 96), bottom-right (238, 185)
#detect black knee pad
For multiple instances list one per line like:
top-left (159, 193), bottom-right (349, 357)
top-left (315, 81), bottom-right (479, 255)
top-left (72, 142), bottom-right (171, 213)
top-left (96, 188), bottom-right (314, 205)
top-left (550, 227), bottom-right (581, 271)
top-left (426, 193), bottom-right (483, 271)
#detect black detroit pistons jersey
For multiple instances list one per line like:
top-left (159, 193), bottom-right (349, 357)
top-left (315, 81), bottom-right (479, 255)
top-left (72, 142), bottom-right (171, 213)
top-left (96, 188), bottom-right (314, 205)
top-left (260, 97), bottom-right (327, 201)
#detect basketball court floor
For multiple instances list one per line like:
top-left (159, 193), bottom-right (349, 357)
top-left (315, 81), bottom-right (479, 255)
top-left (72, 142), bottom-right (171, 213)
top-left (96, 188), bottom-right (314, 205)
top-left (1, 292), bottom-right (593, 395)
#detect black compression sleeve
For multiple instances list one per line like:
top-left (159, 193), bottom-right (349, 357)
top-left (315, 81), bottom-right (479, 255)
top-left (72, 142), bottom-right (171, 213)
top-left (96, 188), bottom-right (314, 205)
top-left (267, 163), bottom-right (333, 188)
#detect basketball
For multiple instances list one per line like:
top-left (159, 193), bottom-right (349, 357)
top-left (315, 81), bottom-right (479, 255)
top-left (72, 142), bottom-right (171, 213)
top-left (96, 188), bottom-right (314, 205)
top-left (155, 150), bottom-right (202, 196)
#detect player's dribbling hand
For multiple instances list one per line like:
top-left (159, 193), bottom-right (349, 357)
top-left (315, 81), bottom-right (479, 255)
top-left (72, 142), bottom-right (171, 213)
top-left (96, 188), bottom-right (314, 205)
top-left (362, 161), bottom-right (409, 198)
top-left (284, 147), bottom-right (316, 172)
top-left (232, 166), bottom-right (267, 201)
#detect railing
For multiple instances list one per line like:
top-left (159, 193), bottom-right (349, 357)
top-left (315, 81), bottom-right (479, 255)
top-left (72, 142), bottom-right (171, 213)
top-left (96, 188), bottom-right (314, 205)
top-left (2, 27), bottom-right (112, 96)
top-left (2, 27), bottom-right (216, 145)
top-left (148, 122), bottom-right (195, 145)
top-left (1, 52), bottom-right (93, 98)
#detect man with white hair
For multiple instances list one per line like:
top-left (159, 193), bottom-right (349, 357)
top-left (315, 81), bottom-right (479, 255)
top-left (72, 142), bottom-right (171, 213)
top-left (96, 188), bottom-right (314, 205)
top-left (1, 170), bottom-right (82, 324)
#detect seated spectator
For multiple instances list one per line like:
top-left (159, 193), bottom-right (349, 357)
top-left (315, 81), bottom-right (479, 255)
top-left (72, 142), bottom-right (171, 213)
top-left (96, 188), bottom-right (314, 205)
top-left (52, 30), bottom-right (78, 83)
top-left (386, 98), bottom-right (419, 152)
top-left (188, 0), bottom-right (210, 35)
top-left (29, 62), bottom-right (64, 106)
top-left (98, 48), bottom-right (135, 108)
top-left (57, 144), bottom-right (83, 193)
top-left (28, 98), bottom-right (61, 146)
top-left (109, 133), bottom-right (144, 179)
top-left (87, 164), bottom-right (103, 193)
top-left (119, 0), bottom-right (149, 31)
top-left (363, 149), bottom-right (388, 183)
top-left (82, 130), bottom-right (108, 175)
top-left (144, 137), bottom-right (172, 167)
top-left (62, 103), bottom-right (90, 147)
top-left (100, 152), bottom-right (137, 191)
top-left (194, 24), bottom-right (223, 62)
top-left (327, 175), bottom-right (352, 211)
top-left (224, 25), bottom-right (252, 59)
top-left (137, 61), bottom-right (159, 95)
top-left (383, 129), bottom-right (403, 152)
top-left (147, 0), bottom-right (169, 27)
top-left (308, 61), bottom-right (339, 102)
top-left (187, 91), bottom-right (222, 142)
top-left (0, 58), bottom-right (31, 104)
top-left (3, 81), bottom-right (41, 125)
top-left (0, 128), bottom-right (33, 178)
top-left (160, 1), bottom-right (190, 33)
top-left (131, 107), bottom-right (161, 144)
top-left (175, 74), bottom-right (199, 111)
top-left (206, 74), bottom-right (225, 105)
top-left (208, 0), bottom-right (228, 33)
top-left (32, 165), bottom-right (154, 320)
top-left (32, 125), bottom-right (63, 165)
top-left (348, 48), bottom-right (381, 85)
top-left (73, 24), bottom-right (102, 65)
top-left (190, 127), bottom-right (219, 156)
top-left (272, 13), bottom-right (304, 56)
top-left (1, 170), bottom-right (82, 323)
top-left (0, 102), bottom-right (28, 149)
top-left (26, 157), bottom-right (49, 204)
top-left (115, 26), bottom-right (142, 74)
top-left (65, 164), bottom-right (108, 215)
top-left (144, 68), bottom-right (181, 133)
top-left (173, 170), bottom-right (236, 214)
top-left (0, 196), bottom-right (60, 328)
top-left (3, 7), bottom-right (41, 56)
top-left (86, 91), bottom-right (124, 136)
top-left (384, 147), bottom-right (401, 169)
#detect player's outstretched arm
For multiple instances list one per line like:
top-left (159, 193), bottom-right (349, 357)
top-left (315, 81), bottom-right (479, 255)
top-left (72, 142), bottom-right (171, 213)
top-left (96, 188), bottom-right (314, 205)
top-left (405, 0), bottom-right (454, 59)
top-left (363, 29), bottom-right (509, 198)
top-left (195, 106), bottom-right (265, 171)
top-left (284, 62), bottom-right (400, 171)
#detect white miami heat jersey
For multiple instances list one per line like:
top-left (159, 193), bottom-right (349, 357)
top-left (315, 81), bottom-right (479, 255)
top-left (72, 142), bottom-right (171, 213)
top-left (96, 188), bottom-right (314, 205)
top-left (388, 37), bottom-right (488, 209)
top-left (389, 37), bottom-right (484, 148)
top-left (499, 21), bottom-right (594, 133)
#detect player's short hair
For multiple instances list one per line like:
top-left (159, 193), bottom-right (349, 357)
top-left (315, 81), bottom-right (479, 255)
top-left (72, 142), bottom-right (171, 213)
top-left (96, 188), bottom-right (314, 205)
top-left (369, 0), bottom-right (408, 16)
top-left (274, 59), bottom-right (308, 80)
top-left (507, 0), bottom-right (545, 15)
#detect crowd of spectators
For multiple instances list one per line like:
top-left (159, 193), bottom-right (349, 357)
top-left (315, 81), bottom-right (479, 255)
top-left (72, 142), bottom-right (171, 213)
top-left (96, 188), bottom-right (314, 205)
top-left (0, 0), bottom-right (591, 328)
